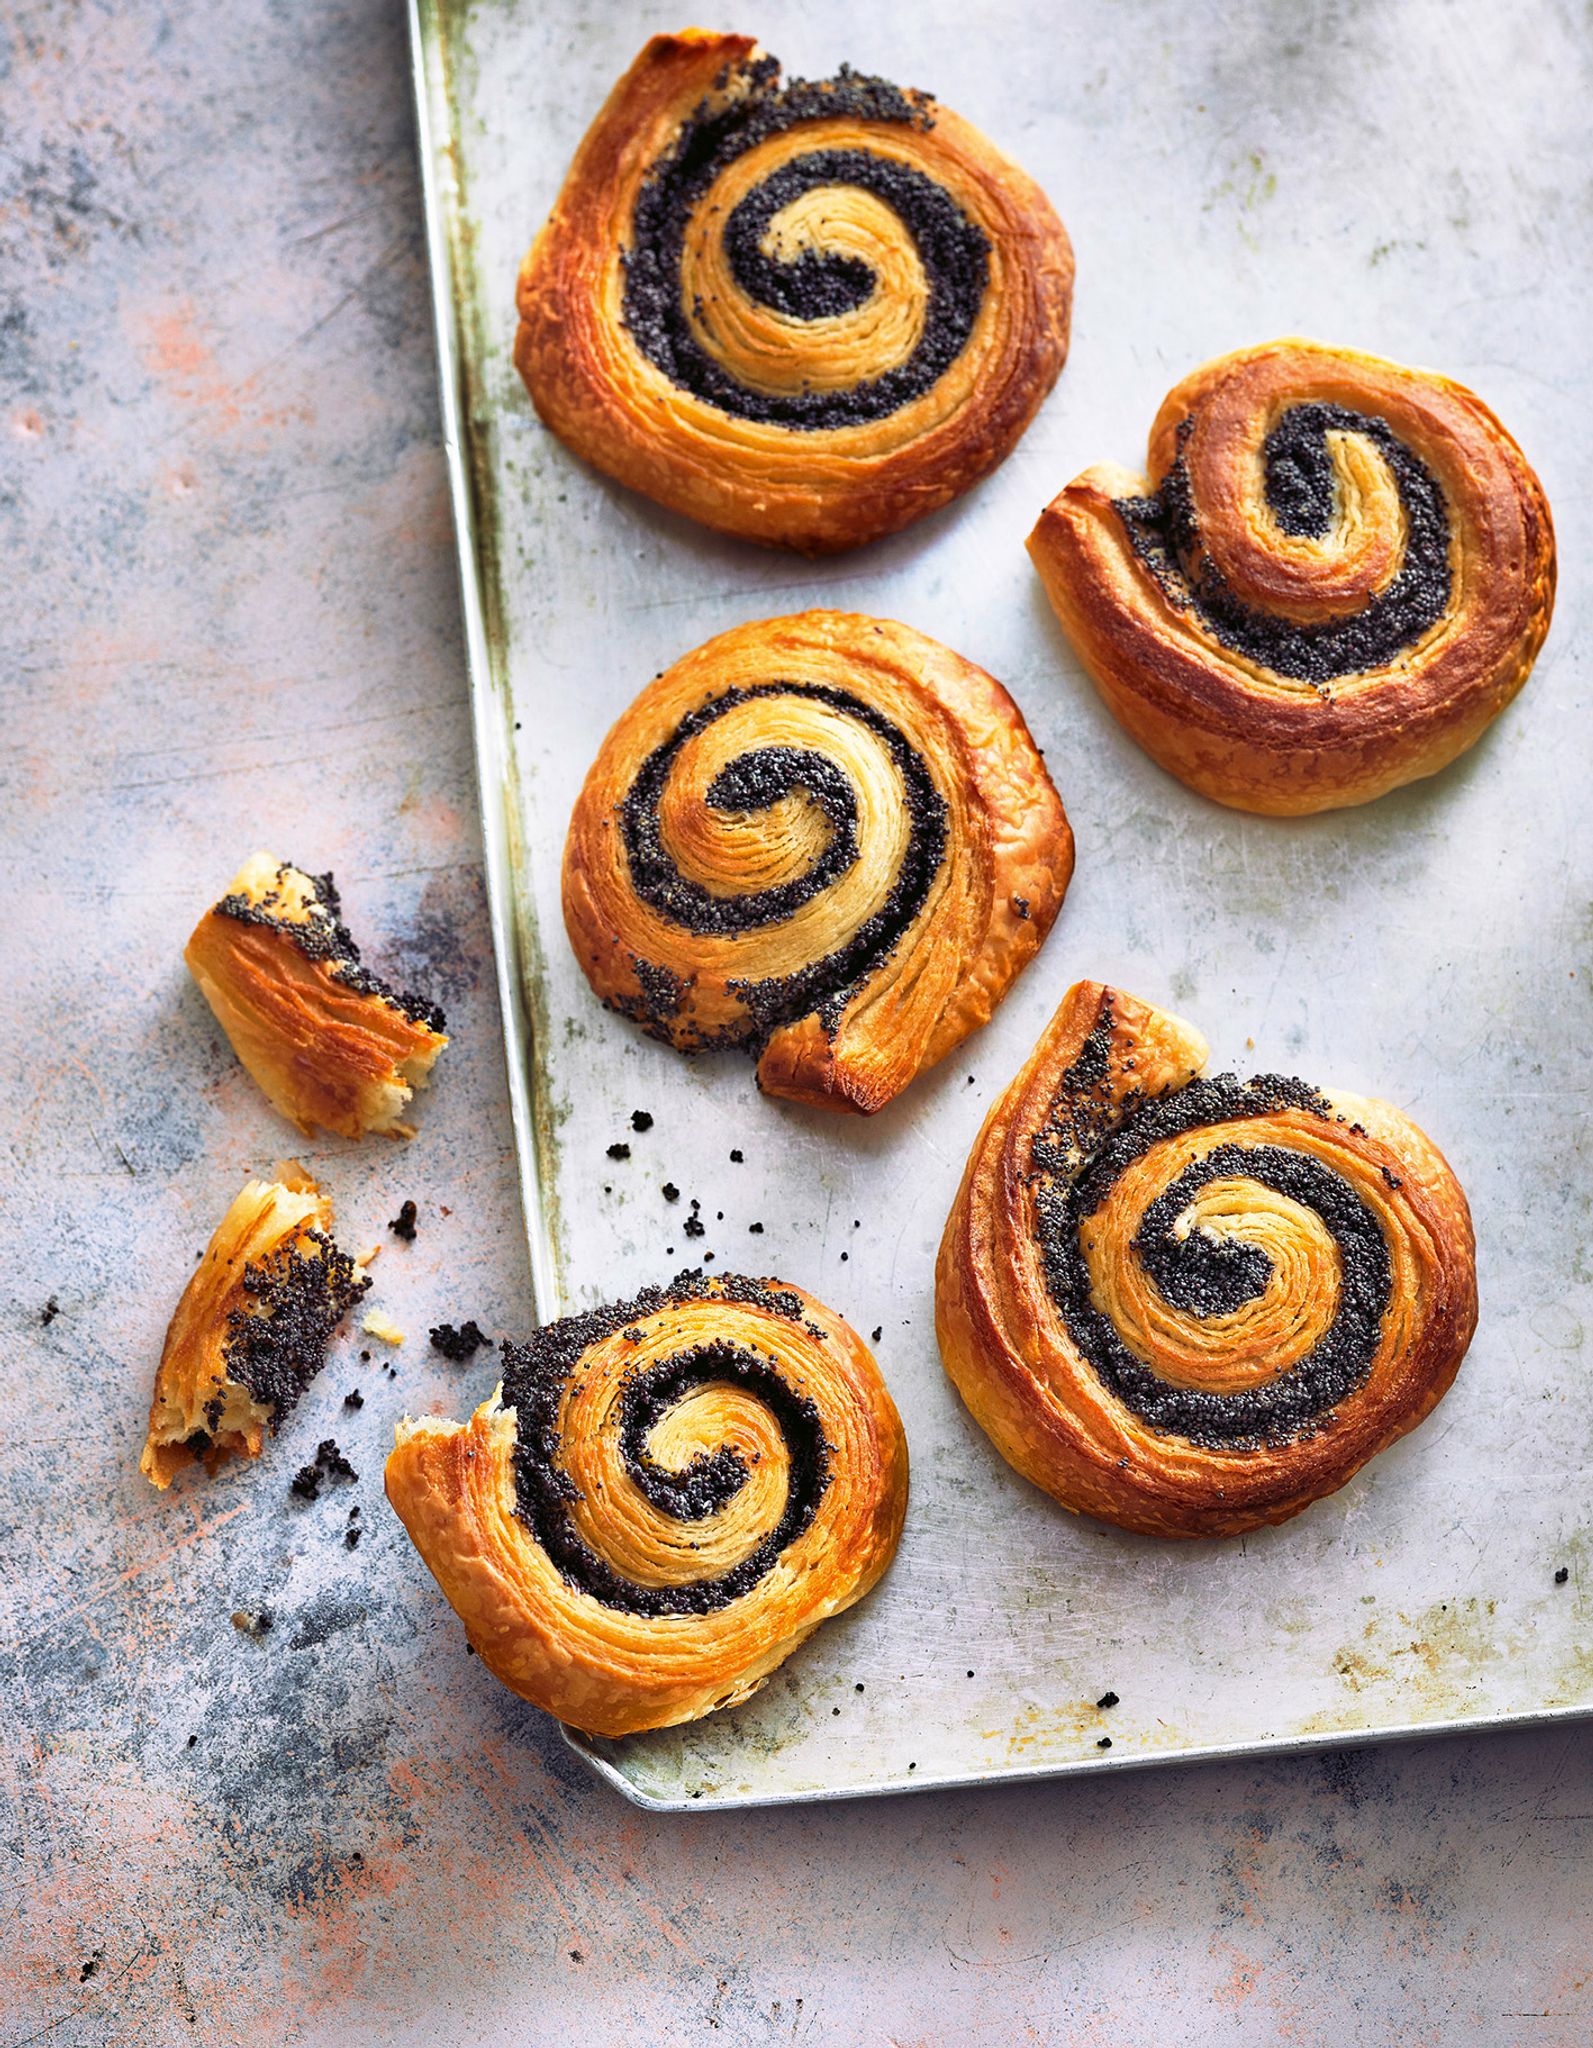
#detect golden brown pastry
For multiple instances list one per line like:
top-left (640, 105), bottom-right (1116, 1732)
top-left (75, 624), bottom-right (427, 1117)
top-left (186, 855), bottom-right (447, 1139)
top-left (141, 1166), bottom-right (369, 1488)
top-left (936, 981), bottom-right (1477, 1537)
top-left (1028, 340), bottom-right (1555, 813)
top-left (562, 610), bottom-right (1074, 1114)
top-left (385, 1271), bottom-right (907, 1738)
top-left (516, 30), bottom-right (1074, 552)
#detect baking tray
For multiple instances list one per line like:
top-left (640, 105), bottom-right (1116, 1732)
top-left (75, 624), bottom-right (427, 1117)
top-left (408, 0), bottom-right (1591, 1809)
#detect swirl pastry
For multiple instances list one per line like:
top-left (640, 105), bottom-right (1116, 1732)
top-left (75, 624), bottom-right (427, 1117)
top-left (562, 611), bottom-right (1073, 1114)
top-left (515, 30), bottom-right (1074, 552)
top-left (186, 855), bottom-right (447, 1139)
top-left (385, 1271), bottom-right (907, 1737)
top-left (1028, 340), bottom-right (1555, 813)
top-left (936, 981), bottom-right (1477, 1537)
top-left (141, 1165), bottom-right (369, 1488)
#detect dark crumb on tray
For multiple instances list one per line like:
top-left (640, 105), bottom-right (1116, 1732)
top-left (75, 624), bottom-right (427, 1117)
top-left (1097, 1690), bottom-right (1120, 1709)
top-left (606, 1142), bottom-right (631, 1161)
top-left (290, 1438), bottom-right (358, 1500)
top-left (630, 1110), bottom-right (654, 1132)
top-left (1555, 1566), bottom-right (1570, 1585)
top-left (1097, 1736), bottom-right (1113, 1750)
top-left (729, 1148), bottom-right (743, 1162)
top-left (389, 1200), bottom-right (419, 1241)
top-left (662, 1182), bottom-right (680, 1202)
top-left (430, 1320), bottom-right (492, 1362)
top-left (345, 1527), bottom-right (362, 1550)
top-left (343, 1389), bottom-right (364, 1409)
top-left (871, 1326), bottom-right (883, 1343)
top-left (40, 1295), bottom-right (60, 1326)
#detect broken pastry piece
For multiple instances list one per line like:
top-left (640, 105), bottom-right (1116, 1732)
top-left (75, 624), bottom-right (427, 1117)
top-left (185, 854), bottom-right (447, 1139)
top-left (141, 1165), bottom-right (370, 1488)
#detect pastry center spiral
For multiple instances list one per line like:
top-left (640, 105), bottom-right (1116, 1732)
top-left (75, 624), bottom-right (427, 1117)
top-left (623, 62), bottom-right (991, 427)
top-left (1114, 403), bottom-right (1454, 687)
top-left (620, 682), bottom-right (948, 1037)
top-left (504, 1288), bottom-right (833, 1617)
top-left (1037, 1072), bottom-right (1393, 1446)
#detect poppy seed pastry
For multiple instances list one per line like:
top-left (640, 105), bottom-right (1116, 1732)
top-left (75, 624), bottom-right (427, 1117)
top-left (141, 1166), bottom-right (369, 1488)
top-left (561, 610), bottom-right (1074, 1114)
top-left (385, 1271), bottom-right (908, 1737)
top-left (185, 854), bottom-right (447, 1139)
top-left (516, 30), bottom-right (1073, 552)
top-left (1028, 340), bottom-right (1555, 813)
top-left (935, 982), bottom-right (1478, 1537)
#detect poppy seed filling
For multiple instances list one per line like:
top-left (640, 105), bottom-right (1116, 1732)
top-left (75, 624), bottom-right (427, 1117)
top-left (214, 1230), bottom-right (369, 1433)
top-left (1113, 402), bottom-right (1453, 687)
top-left (622, 57), bottom-right (990, 427)
top-left (1035, 1074), bottom-right (1393, 1449)
top-left (502, 1271), bottom-right (832, 1616)
top-left (619, 682), bottom-right (947, 1046)
top-left (215, 863), bottom-right (445, 1034)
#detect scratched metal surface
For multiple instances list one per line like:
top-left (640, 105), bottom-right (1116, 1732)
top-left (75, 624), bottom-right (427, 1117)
top-left (4, 0), bottom-right (1592, 2042)
top-left (417, 0), bottom-right (1593, 1812)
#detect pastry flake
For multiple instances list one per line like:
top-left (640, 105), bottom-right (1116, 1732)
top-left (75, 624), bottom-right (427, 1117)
top-left (141, 1166), bottom-right (370, 1488)
top-left (185, 854), bottom-right (447, 1139)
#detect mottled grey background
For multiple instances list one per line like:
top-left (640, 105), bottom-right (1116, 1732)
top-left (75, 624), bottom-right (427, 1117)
top-left (1, 1), bottom-right (1588, 2044)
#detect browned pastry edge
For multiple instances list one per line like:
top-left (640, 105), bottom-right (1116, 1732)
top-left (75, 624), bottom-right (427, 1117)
top-left (516, 29), bottom-right (1074, 552)
top-left (935, 980), bottom-right (1479, 1537)
top-left (1028, 340), bottom-right (1555, 814)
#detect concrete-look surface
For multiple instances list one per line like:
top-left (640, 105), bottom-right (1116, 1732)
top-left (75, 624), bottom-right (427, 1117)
top-left (1, 3), bottom-right (1588, 2045)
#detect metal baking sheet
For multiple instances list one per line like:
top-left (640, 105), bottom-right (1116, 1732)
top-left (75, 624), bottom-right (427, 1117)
top-left (409, 0), bottom-right (1591, 1809)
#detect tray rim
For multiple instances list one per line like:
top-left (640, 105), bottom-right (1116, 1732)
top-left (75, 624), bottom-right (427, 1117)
top-left (405, 0), bottom-right (1593, 1813)
top-left (565, 1696), bottom-right (1593, 1811)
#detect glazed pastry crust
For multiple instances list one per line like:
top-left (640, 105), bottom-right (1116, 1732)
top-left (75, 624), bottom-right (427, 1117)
top-left (1028, 340), bottom-right (1555, 813)
top-left (516, 30), bottom-right (1074, 553)
top-left (185, 855), bottom-right (447, 1140)
top-left (562, 610), bottom-right (1074, 1114)
top-left (141, 1166), bottom-right (367, 1488)
top-left (385, 1275), bottom-right (908, 1737)
top-left (935, 982), bottom-right (1478, 1537)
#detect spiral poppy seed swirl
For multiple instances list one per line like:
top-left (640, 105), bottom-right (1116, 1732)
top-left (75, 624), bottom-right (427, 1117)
top-left (385, 1271), bottom-right (908, 1737)
top-left (562, 612), bottom-right (1074, 1114)
top-left (1029, 340), bottom-right (1555, 812)
top-left (517, 30), bottom-right (1074, 551)
top-left (936, 982), bottom-right (1478, 1537)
